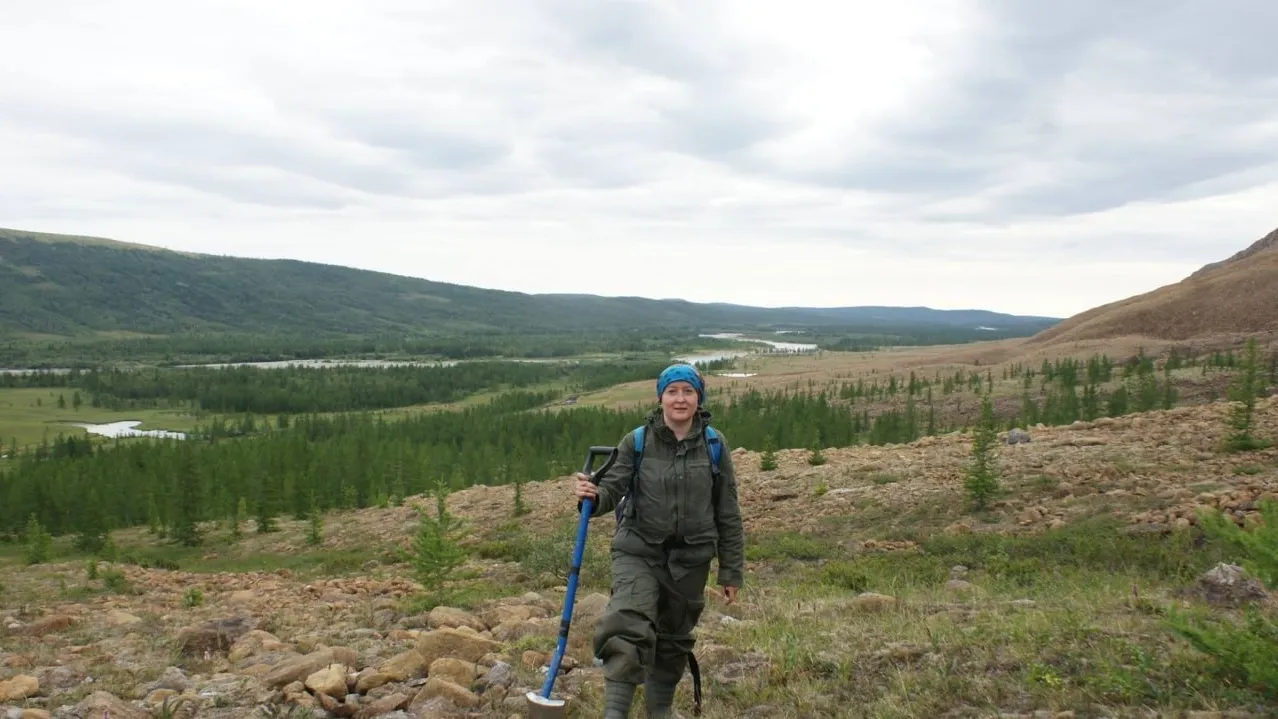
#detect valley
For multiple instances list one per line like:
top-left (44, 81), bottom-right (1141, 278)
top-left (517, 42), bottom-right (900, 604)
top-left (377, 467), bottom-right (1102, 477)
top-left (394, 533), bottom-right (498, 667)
top-left (1, 226), bottom-right (1277, 718)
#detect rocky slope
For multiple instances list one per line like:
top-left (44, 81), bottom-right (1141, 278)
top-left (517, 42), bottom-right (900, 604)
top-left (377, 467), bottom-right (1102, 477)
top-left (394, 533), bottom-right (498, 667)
top-left (1027, 225), bottom-right (1278, 345)
top-left (1, 396), bottom-right (1276, 718)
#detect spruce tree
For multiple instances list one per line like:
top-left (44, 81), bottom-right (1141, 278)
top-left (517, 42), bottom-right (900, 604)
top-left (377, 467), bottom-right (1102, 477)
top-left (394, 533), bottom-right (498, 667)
top-left (807, 433), bottom-right (826, 466)
top-left (306, 503), bottom-right (323, 547)
top-left (759, 435), bottom-right (778, 471)
top-left (73, 486), bottom-right (109, 554)
top-left (413, 481), bottom-right (467, 592)
top-left (1224, 338), bottom-right (1270, 452)
top-left (171, 448), bottom-right (204, 547)
top-left (24, 514), bottom-right (51, 565)
top-left (964, 391), bottom-right (1000, 511)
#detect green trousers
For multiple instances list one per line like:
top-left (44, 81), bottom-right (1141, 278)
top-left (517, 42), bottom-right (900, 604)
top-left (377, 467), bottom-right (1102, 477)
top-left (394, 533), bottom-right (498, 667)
top-left (592, 546), bottom-right (711, 686)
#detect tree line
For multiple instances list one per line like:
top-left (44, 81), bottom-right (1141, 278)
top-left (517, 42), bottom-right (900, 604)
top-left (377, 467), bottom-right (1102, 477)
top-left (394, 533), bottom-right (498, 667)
top-left (5, 343), bottom-right (1273, 548)
top-left (3, 358), bottom-right (679, 415)
top-left (0, 328), bottom-right (748, 368)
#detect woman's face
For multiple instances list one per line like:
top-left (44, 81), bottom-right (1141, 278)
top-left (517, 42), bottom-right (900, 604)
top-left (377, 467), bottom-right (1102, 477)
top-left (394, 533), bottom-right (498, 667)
top-left (660, 380), bottom-right (700, 424)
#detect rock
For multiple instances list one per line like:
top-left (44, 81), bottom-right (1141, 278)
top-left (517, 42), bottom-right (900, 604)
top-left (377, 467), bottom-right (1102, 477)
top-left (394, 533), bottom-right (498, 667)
top-left (36, 665), bottom-right (81, 691)
top-left (426, 606), bottom-right (486, 632)
top-left (305, 663), bottom-right (350, 699)
top-left (414, 677), bottom-right (481, 708)
top-left (428, 657), bottom-right (477, 688)
top-left (849, 592), bottom-right (896, 611)
top-left (70, 691), bottom-right (148, 719)
top-left (414, 627), bottom-right (502, 665)
top-left (1005, 428), bottom-right (1031, 445)
top-left (0, 674), bottom-right (39, 702)
top-left (143, 666), bottom-right (190, 694)
top-left (315, 691), bottom-right (356, 717)
top-left (9, 615), bottom-right (75, 637)
top-left (875, 642), bottom-right (927, 662)
top-left (476, 661), bottom-right (515, 691)
top-left (354, 669), bottom-right (395, 694)
top-left (355, 692), bottom-right (412, 718)
top-left (175, 615), bottom-right (258, 656)
top-left (142, 688), bottom-right (179, 706)
top-left (263, 647), bottom-right (359, 688)
top-left (377, 649), bottom-right (429, 681)
top-left (478, 604), bottom-right (547, 628)
top-left (491, 620), bottom-right (544, 642)
top-left (104, 610), bottom-right (143, 627)
top-left (410, 694), bottom-right (462, 717)
top-left (1193, 562), bottom-right (1269, 607)
top-left (228, 629), bottom-right (291, 664)
top-left (226, 589), bottom-right (256, 604)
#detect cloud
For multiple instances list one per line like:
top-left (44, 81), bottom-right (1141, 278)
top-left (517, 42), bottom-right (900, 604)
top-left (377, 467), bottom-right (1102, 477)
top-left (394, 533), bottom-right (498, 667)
top-left (0, 0), bottom-right (1276, 318)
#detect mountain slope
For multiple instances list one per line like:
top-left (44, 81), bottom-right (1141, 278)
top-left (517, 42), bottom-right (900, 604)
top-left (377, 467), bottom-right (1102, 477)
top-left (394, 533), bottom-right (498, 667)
top-left (1028, 225), bottom-right (1278, 346)
top-left (0, 228), bottom-right (1058, 338)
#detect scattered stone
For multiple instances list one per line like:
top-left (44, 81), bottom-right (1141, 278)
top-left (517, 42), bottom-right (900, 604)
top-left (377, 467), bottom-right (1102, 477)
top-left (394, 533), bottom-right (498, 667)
top-left (849, 592), bottom-right (897, 611)
top-left (0, 674), bottom-right (39, 703)
top-left (263, 647), bottom-right (359, 688)
top-left (8, 615), bottom-right (75, 637)
top-left (415, 676), bottom-right (481, 708)
top-left (1191, 562), bottom-right (1269, 607)
top-left (426, 606), bottom-right (486, 633)
top-left (175, 616), bottom-right (258, 656)
top-left (305, 663), bottom-right (350, 699)
top-left (70, 691), bottom-right (147, 719)
top-left (415, 627), bottom-right (503, 666)
top-left (104, 610), bottom-right (143, 627)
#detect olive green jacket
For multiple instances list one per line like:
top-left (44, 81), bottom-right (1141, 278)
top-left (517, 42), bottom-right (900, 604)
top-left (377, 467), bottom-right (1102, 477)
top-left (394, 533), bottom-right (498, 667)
top-left (589, 407), bottom-right (745, 588)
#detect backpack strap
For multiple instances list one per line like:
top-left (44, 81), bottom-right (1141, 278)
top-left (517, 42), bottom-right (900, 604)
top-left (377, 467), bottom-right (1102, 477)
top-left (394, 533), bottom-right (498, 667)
top-left (614, 425), bottom-right (646, 523)
top-left (615, 424), bottom-right (721, 524)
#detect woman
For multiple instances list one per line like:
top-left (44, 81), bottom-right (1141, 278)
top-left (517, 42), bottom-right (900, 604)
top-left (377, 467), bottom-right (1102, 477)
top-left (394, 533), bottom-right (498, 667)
top-left (574, 363), bottom-right (746, 718)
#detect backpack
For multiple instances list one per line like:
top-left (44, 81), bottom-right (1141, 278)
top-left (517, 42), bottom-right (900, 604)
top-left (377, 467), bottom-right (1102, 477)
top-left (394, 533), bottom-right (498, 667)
top-left (613, 424), bottom-right (723, 524)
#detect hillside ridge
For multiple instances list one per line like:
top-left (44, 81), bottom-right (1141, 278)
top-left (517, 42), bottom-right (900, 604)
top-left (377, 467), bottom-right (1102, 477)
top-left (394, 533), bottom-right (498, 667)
top-left (0, 227), bottom-right (1059, 340)
top-left (1028, 224), bottom-right (1278, 346)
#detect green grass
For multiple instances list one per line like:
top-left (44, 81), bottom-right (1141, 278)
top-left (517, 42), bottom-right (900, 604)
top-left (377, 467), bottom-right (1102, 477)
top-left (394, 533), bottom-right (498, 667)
top-left (692, 520), bottom-right (1268, 718)
top-left (0, 387), bottom-right (210, 449)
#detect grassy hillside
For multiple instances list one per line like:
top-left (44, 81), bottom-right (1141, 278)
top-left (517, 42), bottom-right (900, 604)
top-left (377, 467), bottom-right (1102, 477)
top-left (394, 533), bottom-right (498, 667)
top-left (1028, 225), bottom-right (1278, 346)
top-left (0, 228), bottom-right (1058, 344)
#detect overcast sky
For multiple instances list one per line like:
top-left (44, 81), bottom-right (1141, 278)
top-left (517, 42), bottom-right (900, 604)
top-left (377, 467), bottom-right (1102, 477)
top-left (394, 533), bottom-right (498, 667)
top-left (2, 1), bottom-right (1276, 318)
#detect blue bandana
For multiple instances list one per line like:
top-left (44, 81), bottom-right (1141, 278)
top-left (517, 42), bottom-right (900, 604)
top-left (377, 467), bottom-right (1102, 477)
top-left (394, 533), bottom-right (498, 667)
top-left (657, 363), bottom-right (705, 404)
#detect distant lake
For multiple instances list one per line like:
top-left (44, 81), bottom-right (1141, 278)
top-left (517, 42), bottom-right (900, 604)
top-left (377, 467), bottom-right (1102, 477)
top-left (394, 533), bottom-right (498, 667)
top-left (75, 421), bottom-right (187, 440)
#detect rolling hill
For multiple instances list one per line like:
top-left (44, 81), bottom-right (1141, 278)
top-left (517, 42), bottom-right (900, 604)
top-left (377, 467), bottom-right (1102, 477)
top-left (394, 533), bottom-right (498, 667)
top-left (0, 227), bottom-right (1058, 340)
top-left (1028, 224), bottom-right (1278, 346)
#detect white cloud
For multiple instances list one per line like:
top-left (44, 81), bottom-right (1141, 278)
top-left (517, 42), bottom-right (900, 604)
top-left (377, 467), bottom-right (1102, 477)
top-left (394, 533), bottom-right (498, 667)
top-left (1, 0), bottom-right (1276, 319)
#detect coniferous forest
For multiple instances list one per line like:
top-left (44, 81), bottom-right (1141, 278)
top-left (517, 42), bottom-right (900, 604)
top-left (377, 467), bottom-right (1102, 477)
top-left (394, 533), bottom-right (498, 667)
top-left (4, 345), bottom-right (1258, 547)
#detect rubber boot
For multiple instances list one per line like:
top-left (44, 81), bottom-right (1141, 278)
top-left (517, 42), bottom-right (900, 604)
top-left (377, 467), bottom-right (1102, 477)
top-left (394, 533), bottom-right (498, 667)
top-left (644, 678), bottom-right (678, 718)
top-left (604, 679), bottom-right (637, 719)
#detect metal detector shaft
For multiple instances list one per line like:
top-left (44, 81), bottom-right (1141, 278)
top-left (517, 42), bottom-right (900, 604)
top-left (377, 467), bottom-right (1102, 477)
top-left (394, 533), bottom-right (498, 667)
top-left (535, 445), bottom-right (617, 705)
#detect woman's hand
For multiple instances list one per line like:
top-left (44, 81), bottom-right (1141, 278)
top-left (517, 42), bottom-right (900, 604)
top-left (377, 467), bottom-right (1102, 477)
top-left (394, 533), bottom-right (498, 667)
top-left (573, 472), bottom-right (598, 502)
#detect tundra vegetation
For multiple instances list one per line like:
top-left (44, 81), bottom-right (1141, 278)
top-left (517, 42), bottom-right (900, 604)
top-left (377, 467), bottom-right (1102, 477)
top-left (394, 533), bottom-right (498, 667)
top-left (0, 333), bottom-right (1275, 717)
